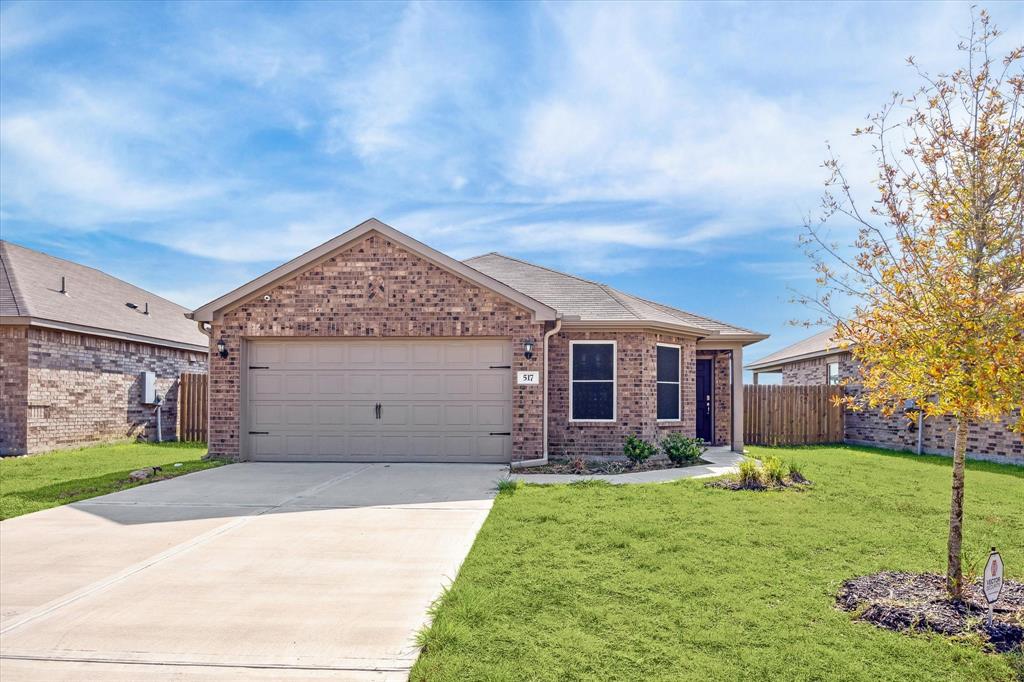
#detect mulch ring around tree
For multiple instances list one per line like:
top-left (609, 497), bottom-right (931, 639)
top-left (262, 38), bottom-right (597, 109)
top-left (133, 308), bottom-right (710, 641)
top-left (837, 572), bottom-right (1024, 653)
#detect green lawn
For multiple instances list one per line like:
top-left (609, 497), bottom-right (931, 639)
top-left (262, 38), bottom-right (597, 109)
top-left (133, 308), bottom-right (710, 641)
top-left (413, 446), bottom-right (1024, 681)
top-left (0, 441), bottom-right (223, 520)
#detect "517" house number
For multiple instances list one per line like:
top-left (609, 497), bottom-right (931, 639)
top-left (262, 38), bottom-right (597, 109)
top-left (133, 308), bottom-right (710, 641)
top-left (516, 371), bottom-right (540, 385)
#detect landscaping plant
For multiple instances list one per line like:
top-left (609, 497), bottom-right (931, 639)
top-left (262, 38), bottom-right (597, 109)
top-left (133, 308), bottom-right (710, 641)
top-left (737, 458), bottom-right (764, 489)
top-left (762, 456), bottom-right (786, 486)
top-left (623, 434), bottom-right (657, 466)
top-left (660, 433), bottom-right (707, 464)
top-left (798, 9), bottom-right (1024, 599)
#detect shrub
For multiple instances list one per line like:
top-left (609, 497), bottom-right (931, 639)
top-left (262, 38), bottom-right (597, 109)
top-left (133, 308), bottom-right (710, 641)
top-left (566, 453), bottom-right (588, 474)
top-left (787, 460), bottom-right (807, 483)
top-left (763, 456), bottom-right (786, 485)
top-left (660, 434), bottom-right (707, 464)
top-left (738, 458), bottom-right (764, 489)
top-left (623, 434), bottom-right (657, 466)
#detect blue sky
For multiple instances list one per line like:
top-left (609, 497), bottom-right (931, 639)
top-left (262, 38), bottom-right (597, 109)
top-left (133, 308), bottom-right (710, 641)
top-left (2, 1), bottom-right (1021, 373)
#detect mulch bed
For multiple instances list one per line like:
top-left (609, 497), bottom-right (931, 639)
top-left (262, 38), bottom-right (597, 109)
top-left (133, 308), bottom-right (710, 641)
top-left (517, 458), bottom-right (710, 475)
top-left (836, 572), bottom-right (1024, 653)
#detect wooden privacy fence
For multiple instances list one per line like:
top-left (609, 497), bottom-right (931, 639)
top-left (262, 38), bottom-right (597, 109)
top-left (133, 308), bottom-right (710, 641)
top-left (177, 372), bottom-right (208, 443)
top-left (744, 384), bottom-right (844, 446)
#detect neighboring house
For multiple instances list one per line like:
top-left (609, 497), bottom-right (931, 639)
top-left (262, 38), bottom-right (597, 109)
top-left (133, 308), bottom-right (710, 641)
top-left (0, 241), bottom-right (208, 455)
top-left (746, 330), bottom-right (1023, 464)
top-left (190, 219), bottom-right (767, 464)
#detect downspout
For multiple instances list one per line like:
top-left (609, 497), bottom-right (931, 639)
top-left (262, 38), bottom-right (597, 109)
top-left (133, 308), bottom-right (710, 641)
top-left (511, 316), bottom-right (562, 469)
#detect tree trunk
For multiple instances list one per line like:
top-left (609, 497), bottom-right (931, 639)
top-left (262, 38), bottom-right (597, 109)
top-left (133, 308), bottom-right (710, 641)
top-left (946, 417), bottom-right (969, 599)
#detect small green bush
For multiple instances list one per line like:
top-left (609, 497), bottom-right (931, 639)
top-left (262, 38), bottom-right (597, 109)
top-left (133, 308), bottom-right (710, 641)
top-left (660, 434), bottom-right (707, 464)
top-left (738, 458), bottom-right (764, 488)
top-left (787, 460), bottom-right (807, 483)
top-left (763, 456), bottom-right (786, 485)
top-left (623, 434), bottom-right (657, 466)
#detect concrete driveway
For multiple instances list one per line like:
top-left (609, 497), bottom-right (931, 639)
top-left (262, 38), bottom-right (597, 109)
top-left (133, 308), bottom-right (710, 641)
top-left (0, 463), bottom-right (506, 681)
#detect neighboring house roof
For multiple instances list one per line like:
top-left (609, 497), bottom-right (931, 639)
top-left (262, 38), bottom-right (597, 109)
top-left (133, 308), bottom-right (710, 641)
top-left (465, 252), bottom-right (766, 343)
top-left (0, 240), bottom-right (208, 351)
top-left (745, 329), bottom-right (849, 372)
top-left (190, 218), bottom-right (558, 323)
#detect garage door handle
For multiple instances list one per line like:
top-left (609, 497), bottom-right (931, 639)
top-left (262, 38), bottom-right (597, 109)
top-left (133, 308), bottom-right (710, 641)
top-left (248, 366), bottom-right (269, 369)
top-left (248, 431), bottom-right (269, 435)
top-left (490, 432), bottom-right (511, 436)
top-left (489, 365), bottom-right (511, 369)
top-left (375, 403), bottom-right (381, 420)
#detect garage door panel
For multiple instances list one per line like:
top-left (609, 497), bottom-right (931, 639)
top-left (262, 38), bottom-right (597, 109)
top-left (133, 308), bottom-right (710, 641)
top-left (246, 339), bottom-right (513, 462)
top-left (348, 374), bottom-right (377, 395)
top-left (445, 374), bottom-right (473, 395)
top-left (380, 374), bottom-right (409, 395)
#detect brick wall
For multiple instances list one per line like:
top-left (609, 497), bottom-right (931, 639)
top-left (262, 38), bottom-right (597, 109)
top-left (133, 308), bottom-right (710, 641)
top-left (18, 327), bottom-right (206, 454)
top-left (209, 233), bottom-right (547, 462)
top-left (778, 351), bottom-right (1022, 464)
top-left (546, 331), bottom-right (730, 457)
top-left (0, 326), bottom-right (29, 455)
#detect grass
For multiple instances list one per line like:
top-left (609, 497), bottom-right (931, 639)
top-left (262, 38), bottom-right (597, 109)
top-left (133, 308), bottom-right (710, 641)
top-left (412, 445), bottom-right (1024, 681)
top-left (0, 441), bottom-right (223, 520)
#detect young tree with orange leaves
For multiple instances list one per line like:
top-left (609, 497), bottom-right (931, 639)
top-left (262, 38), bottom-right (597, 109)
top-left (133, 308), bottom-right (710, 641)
top-left (799, 9), bottom-right (1023, 600)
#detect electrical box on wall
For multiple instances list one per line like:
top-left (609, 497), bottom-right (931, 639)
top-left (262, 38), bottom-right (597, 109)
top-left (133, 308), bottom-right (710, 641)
top-left (142, 371), bottom-right (157, 404)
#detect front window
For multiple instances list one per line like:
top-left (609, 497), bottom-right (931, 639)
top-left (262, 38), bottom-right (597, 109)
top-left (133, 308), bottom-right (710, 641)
top-left (656, 344), bottom-right (681, 421)
top-left (827, 362), bottom-right (840, 386)
top-left (571, 341), bottom-right (616, 421)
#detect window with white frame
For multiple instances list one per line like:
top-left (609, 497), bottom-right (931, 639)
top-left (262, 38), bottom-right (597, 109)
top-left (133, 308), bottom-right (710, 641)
top-left (570, 341), bottom-right (616, 421)
top-left (656, 344), bottom-right (681, 420)
top-left (827, 362), bottom-right (840, 386)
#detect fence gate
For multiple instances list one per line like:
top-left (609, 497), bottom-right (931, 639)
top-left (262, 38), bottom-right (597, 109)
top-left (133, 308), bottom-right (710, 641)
top-left (177, 372), bottom-right (208, 443)
top-left (744, 384), bottom-right (844, 446)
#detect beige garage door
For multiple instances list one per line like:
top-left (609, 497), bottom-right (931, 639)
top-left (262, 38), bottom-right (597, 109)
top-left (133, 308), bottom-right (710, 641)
top-left (245, 338), bottom-right (513, 462)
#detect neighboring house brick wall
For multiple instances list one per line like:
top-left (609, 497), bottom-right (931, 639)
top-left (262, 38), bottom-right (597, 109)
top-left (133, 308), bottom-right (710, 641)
top-left (547, 332), bottom-right (732, 457)
top-left (0, 326), bottom-right (29, 455)
top-left (9, 328), bottom-right (206, 455)
top-left (208, 233), bottom-right (547, 462)
top-left (778, 351), bottom-right (1022, 463)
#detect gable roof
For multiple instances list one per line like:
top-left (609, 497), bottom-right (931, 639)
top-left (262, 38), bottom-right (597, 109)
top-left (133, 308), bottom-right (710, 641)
top-left (0, 240), bottom-right (208, 351)
top-left (744, 329), bottom-right (848, 371)
top-left (464, 252), bottom-right (767, 343)
top-left (190, 218), bottom-right (558, 323)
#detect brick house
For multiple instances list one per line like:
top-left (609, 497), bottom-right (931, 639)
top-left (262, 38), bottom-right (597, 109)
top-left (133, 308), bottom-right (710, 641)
top-left (746, 330), bottom-right (1023, 464)
top-left (190, 219), bottom-right (766, 464)
top-left (0, 241), bottom-right (208, 455)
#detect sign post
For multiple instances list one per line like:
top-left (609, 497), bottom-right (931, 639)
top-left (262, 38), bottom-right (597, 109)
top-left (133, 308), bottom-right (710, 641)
top-left (982, 547), bottom-right (1004, 627)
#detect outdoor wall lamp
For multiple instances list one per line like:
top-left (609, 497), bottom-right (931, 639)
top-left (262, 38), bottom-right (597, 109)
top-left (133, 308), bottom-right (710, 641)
top-left (217, 338), bottom-right (228, 358)
top-left (524, 340), bottom-right (535, 360)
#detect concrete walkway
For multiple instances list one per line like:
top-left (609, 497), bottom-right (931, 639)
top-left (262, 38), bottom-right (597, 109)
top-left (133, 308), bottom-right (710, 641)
top-left (0, 463), bottom-right (506, 681)
top-left (510, 448), bottom-right (744, 485)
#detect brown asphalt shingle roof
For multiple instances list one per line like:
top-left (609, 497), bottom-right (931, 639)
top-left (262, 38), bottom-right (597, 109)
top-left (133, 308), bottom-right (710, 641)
top-left (464, 252), bottom-right (762, 338)
top-left (0, 240), bottom-right (208, 349)
top-left (745, 329), bottom-right (847, 370)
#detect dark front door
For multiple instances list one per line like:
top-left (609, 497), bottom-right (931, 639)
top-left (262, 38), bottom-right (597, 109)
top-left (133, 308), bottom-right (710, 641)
top-left (695, 359), bottom-right (713, 442)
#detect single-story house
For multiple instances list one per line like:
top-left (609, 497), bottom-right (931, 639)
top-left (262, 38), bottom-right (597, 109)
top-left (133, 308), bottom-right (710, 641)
top-left (0, 241), bottom-right (208, 455)
top-left (746, 330), bottom-right (1023, 464)
top-left (190, 219), bottom-right (767, 465)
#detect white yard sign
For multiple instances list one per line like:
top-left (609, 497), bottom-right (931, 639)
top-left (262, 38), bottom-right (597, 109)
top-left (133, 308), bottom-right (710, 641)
top-left (984, 548), bottom-right (1004, 604)
top-left (516, 371), bottom-right (540, 385)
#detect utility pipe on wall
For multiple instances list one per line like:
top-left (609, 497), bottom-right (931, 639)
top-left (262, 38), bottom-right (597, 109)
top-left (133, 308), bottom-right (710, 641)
top-left (511, 316), bottom-right (562, 469)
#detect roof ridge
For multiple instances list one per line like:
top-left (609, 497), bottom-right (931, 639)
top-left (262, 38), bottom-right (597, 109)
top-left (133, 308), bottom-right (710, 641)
top-left (0, 240), bottom-right (192, 313)
top-left (599, 284), bottom-right (649, 320)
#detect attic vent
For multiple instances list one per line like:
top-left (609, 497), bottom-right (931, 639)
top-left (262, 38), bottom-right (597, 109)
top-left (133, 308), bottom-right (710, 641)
top-left (126, 302), bottom-right (139, 310)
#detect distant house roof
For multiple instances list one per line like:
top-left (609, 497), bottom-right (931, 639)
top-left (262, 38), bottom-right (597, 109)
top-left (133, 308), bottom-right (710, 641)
top-left (745, 329), bottom-right (849, 372)
top-left (0, 240), bottom-right (208, 351)
top-left (465, 252), bottom-right (766, 343)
